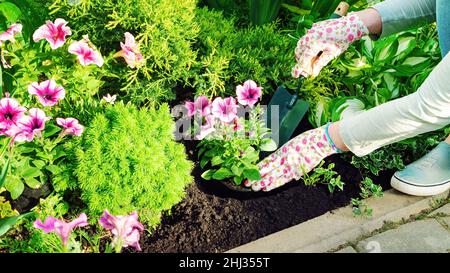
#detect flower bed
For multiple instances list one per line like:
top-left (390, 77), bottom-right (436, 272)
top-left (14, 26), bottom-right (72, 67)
top-left (0, 0), bottom-right (445, 253)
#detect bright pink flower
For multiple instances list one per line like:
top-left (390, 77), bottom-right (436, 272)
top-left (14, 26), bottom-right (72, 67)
top-left (195, 114), bottom-right (216, 140)
top-left (0, 23), bottom-right (22, 45)
top-left (0, 98), bottom-right (26, 130)
top-left (56, 117), bottom-right (84, 136)
top-left (115, 32), bottom-right (144, 68)
top-left (212, 97), bottom-right (237, 123)
top-left (68, 39), bottom-right (104, 67)
top-left (10, 108), bottom-right (50, 142)
top-left (33, 19), bottom-right (72, 50)
top-left (236, 80), bottom-right (262, 107)
top-left (28, 80), bottom-right (65, 107)
top-left (99, 210), bottom-right (144, 252)
top-left (34, 213), bottom-right (88, 247)
top-left (185, 96), bottom-right (211, 117)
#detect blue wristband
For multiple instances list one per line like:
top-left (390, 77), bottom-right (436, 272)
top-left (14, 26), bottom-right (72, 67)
top-left (324, 123), bottom-right (343, 153)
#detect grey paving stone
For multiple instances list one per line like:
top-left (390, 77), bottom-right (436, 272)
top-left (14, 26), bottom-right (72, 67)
top-left (335, 246), bottom-right (358, 253)
top-left (356, 219), bottom-right (450, 253)
top-left (438, 217), bottom-right (450, 228)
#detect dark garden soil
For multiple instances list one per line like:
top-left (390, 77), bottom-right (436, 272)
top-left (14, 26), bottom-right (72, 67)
top-left (139, 117), bottom-right (393, 253)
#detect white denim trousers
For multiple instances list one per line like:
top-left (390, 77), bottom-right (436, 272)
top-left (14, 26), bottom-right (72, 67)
top-left (340, 52), bottom-right (450, 157)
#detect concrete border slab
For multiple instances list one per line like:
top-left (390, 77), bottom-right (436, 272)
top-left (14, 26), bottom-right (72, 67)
top-left (228, 189), bottom-right (449, 253)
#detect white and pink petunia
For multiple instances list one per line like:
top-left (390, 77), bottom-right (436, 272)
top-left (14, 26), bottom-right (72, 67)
top-left (9, 108), bottom-right (51, 142)
top-left (99, 210), bottom-right (145, 252)
top-left (68, 38), bottom-right (104, 67)
top-left (236, 80), bottom-right (262, 107)
top-left (56, 117), bottom-right (84, 137)
top-left (195, 114), bottom-right (216, 140)
top-left (115, 32), bottom-right (144, 68)
top-left (0, 23), bottom-right (22, 46)
top-left (28, 80), bottom-right (66, 107)
top-left (33, 19), bottom-right (72, 49)
top-left (211, 97), bottom-right (237, 124)
top-left (34, 213), bottom-right (88, 247)
top-left (0, 98), bottom-right (26, 130)
top-left (185, 96), bottom-right (211, 117)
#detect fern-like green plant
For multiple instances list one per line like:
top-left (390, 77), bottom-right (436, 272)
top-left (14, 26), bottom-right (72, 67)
top-left (73, 102), bottom-right (193, 228)
top-left (193, 7), bottom-right (296, 97)
top-left (40, 0), bottom-right (199, 103)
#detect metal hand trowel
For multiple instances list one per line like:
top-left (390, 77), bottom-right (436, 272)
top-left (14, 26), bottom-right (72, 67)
top-left (266, 1), bottom-right (350, 148)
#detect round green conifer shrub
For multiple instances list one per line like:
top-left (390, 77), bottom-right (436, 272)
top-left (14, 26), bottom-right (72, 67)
top-left (73, 102), bottom-right (193, 228)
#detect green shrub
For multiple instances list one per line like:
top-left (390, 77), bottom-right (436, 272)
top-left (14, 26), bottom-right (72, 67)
top-left (42, 0), bottom-right (199, 103)
top-left (73, 103), bottom-right (193, 228)
top-left (193, 7), bottom-right (296, 97)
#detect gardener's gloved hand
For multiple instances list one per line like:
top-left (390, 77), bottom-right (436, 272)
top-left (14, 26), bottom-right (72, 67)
top-left (244, 124), bottom-right (341, 192)
top-left (292, 13), bottom-right (369, 78)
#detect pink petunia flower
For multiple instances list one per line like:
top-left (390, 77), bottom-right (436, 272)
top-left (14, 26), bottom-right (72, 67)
top-left (185, 96), bottom-right (211, 117)
top-left (0, 98), bottom-right (26, 130)
top-left (232, 117), bottom-right (243, 132)
top-left (9, 108), bottom-right (51, 142)
top-left (34, 213), bottom-right (88, 247)
top-left (33, 19), bottom-right (72, 50)
top-left (114, 32), bottom-right (144, 68)
top-left (211, 97), bottom-right (237, 123)
top-left (236, 80), bottom-right (262, 107)
top-left (99, 210), bottom-right (145, 252)
top-left (68, 38), bottom-right (104, 67)
top-left (56, 117), bottom-right (84, 137)
top-left (195, 114), bottom-right (216, 140)
top-left (0, 23), bottom-right (22, 46)
top-left (28, 80), bottom-right (66, 107)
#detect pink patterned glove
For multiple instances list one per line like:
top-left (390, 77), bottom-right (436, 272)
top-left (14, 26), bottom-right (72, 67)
top-left (244, 124), bottom-right (341, 192)
top-left (292, 13), bottom-right (369, 78)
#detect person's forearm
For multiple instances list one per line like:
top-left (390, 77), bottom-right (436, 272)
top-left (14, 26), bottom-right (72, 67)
top-left (368, 0), bottom-right (436, 39)
top-left (354, 8), bottom-right (382, 36)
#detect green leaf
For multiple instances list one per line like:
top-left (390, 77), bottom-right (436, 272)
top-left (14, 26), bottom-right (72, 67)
top-left (43, 124), bottom-right (61, 138)
top-left (233, 176), bottom-right (244, 185)
top-left (231, 164), bottom-right (243, 176)
top-left (200, 157), bottom-right (210, 169)
top-left (212, 167), bottom-right (234, 180)
top-left (24, 177), bottom-right (41, 189)
top-left (20, 167), bottom-right (42, 178)
top-left (33, 160), bottom-right (46, 169)
top-left (4, 176), bottom-right (24, 200)
top-left (0, 157), bottom-right (10, 188)
top-left (243, 168), bottom-right (261, 181)
top-left (45, 164), bottom-right (61, 175)
top-left (210, 156), bottom-right (224, 166)
top-left (201, 169), bottom-right (214, 180)
top-left (0, 2), bottom-right (22, 24)
top-left (260, 138), bottom-right (277, 152)
top-left (0, 212), bottom-right (32, 237)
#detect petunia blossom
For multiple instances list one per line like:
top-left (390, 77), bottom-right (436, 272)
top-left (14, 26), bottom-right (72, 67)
top-left (9, 108), bottom-right (51, 142)
top-left (185, 96), bottom-right (211, 117)
top-left (68, 39), bottom-right (104, 67)
top-left (114, 32), bottom-right (144, 68)
top-left (28, 80), bottom-right (66, 107)
top-left (0, 98), bottom-right (26, 131)
top-left (211, 97), bottom-right (237, 123)
top-left (236, 80), bottom-right (262, 107)
top-left (56, 117), bottom-right (84, 136)
top-left (99, 210), bottom-right (144, 252)
top-left (195, 114), bottom-right (216, 140)
top-left (0, 23), bottom-right (22, 46)
top-left (232, 117), bottom-right (243, 132)
top-left (34, 213), bottom-right (88, 247)
top-left (33, 19), bottom-right (72, 50)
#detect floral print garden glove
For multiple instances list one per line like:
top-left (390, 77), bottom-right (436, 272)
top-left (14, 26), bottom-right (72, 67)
top-left (244, 124), bottom-right (342, 192)
top-left (292, 13), bottom-right (369, 78)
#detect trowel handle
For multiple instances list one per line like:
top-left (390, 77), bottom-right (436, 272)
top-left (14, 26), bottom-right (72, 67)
top-left (330, 2), bottom-right (350, 19)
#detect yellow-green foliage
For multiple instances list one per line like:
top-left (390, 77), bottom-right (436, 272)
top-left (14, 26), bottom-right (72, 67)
top-left (74, 103), bottom-right (193, 227)
top-left (0, 189), bottom-right (19, 218)
top-left (44, 0), bottom-right (199, 102)
top-left (193, 7), bottom-right (296, 97)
